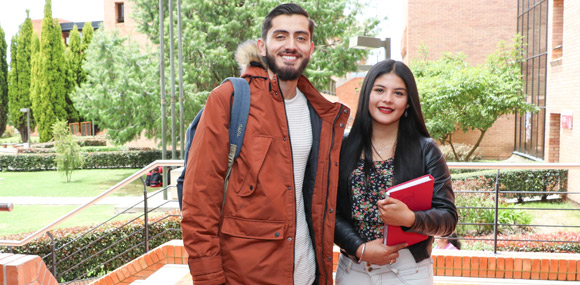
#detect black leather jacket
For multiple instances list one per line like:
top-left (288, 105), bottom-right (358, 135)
top-left (334, 137), bottom-right (458, 263)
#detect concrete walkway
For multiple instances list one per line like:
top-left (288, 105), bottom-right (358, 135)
top-left (1, 195), bottom-right (180, 213)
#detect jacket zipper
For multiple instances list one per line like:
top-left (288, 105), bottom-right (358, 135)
top-left (320, 104), bottom-right (344, 284)
top-left (275, 79), bottom-right (298, 284)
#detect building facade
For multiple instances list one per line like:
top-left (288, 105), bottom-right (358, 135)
top-left (401, 0), bottom-right (519, 160)
top-left (542, 0), bottom-right (580, 203)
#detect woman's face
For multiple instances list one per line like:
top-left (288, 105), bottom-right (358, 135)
top-left (368, 72), bottom-right (409, 128)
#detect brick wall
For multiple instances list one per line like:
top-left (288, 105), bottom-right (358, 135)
top-left (336, 77), bottom-right (364, 128)
top-left (403, 0), bottom-right (518, 160)
top-left (0, 253), bottom-right (58, 285)
top-left (103, 0), bottom-right (151, 47)
top-left (405, 0), bottom-right (517, 65)
top-left (546, 0), bottom-right (580, 204)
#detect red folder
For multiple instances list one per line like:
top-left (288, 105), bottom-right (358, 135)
top-left (382, 174), bottom-right (434, 246)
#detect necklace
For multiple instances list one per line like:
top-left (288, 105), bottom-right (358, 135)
top-left (371, 143), bottom-right (389, 161)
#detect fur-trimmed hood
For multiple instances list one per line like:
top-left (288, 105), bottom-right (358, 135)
top-left (235, 40), bottom-right (266, 74)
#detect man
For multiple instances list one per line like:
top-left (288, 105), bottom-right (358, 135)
top-left (181, 3), bottom-right (349, 284)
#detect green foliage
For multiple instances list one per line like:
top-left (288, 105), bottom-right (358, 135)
top-left (34, 0), bottom-right (69, 142)
top-left (0, 213), bottom-right (182, 282)
top-left (52, 120), bottom-right (84, 181)
top-left (71, 30), bottom-right (172, 145)
top-left (454, 188), bottom-right (532, 236)
top-left (411, 35), bottom-right (537, 161)
top-left (492, 169), bottom-right (568, 201)
top-left (129, 0), bottom-right (377, 142)
top-left (0, 25), bottom-right (8, 137)
top-left (0, 150), bottom-right (165, 171)
top-left (8, 14), bottom-right (34, 143)
top-left (463, 231), bottom-right (580, 253)
top-left (63, 22), bottom-right (94, 123)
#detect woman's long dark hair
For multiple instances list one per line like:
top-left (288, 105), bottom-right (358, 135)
top-left (337, 60), bottom-right (430, 218)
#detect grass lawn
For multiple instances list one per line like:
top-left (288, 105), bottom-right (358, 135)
top-left (516, 200), bottom-right (580, 233)
top-left (0, 169), bottom-right (146, 197)
top-left (0, 205), bottom-right (146, 237)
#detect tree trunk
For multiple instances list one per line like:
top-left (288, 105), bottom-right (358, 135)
top-left (449, 133), bottom-right (461, 161)
top-left (465, 129), bottom-right (487, 161)
top-left (17, 122), bottom-right (28, 143)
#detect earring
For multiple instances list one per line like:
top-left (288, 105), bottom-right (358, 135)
top-left (404, 110), bottom-right (408, 118)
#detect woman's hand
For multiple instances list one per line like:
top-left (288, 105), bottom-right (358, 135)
top-left (357, 238), bottom-right (407, 266)
top-left (377, 197), bottom-right (416, 227)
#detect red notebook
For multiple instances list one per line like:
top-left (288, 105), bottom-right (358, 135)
top-left (382, 174), bottom-right (434, 246)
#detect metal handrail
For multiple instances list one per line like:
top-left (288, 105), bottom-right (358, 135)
top-left (0, 160), bottom-right (184, 247)
top-left (1, 161), bottom-right (578, 247)
top-left (447, 162), bottom-right (580, 169)
top-left (0, 203), bottom-right (13, 212)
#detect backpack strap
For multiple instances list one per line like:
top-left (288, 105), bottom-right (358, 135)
top-left (222, 77), bottom-right (251, 169)
top-left (221, 77), bottom-right (250, 211)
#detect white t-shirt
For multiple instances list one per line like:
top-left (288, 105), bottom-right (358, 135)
top-left (285, 88), bottom-right (315, 285)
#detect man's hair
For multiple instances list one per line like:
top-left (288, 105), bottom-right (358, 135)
top-left (261, 3), bottom-right (315, 41)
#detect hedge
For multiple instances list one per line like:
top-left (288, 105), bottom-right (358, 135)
top-left (463, 231), bottom-right (580, 253)
top-left (451, 169), bottom-right (568, 201)
top-left (0, 150), bottom-right (175, 171)
top-left (0, 213), bottom-right (182, 282)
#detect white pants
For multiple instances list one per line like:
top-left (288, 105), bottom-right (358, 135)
top-left (335, 249), bottom-right (433, 285)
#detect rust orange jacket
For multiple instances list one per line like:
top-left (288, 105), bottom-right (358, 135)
top-left (181, 42), bottom-right (350, 284)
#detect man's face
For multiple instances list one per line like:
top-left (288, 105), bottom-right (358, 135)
top-left (258, 14), bottom-right (314, 81)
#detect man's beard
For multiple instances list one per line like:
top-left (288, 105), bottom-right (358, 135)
top-left (264, 50), bottom-right (310, 81)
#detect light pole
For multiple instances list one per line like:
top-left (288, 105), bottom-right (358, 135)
top-left (349, 36), bottom-right (391, 70)
top-left (19, 108), bottom-right (30, 147)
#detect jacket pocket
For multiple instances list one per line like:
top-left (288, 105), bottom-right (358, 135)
top-left (221, 216), bottom-right (285, 240)
top-left (231, 136), bottom-right (272, 197)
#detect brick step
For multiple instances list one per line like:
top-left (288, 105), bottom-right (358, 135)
top-left (130, 264), bottom-right (190, 285)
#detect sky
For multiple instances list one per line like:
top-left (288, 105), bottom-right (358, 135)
top-left (0, 0), bottom-right (404, 62)
top-left (0, 0), bottom-right (105, 52)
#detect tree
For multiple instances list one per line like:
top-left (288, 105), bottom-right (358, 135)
top-left (71, 30), bottom-right (173, 144)
top-left (0, 25), bottom-right (8, 137)
top-left (64, 25), bottom-right (82, 122)
top-left (53, 119), bottom-right (84, 182)
top-left (411, 35), bottom-right (537, 161)
top-left (33, 0), bottom-right (68, 142)
top-left (133, 0), bottom-right (376, 93)
top-left (126, 0), bottom-right (378, 143)
top-left (8, 13), bottom-right (34, 143)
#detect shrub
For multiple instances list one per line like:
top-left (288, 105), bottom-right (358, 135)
top-left (440, 143), bottom-right (482, 162)
top-left (0, 212), bottom-right (182, 282)
top-left (0, 150), bottom-right (168, 171)
top-left (462, 231), bottom-right (580, 253)
top-left (452, 169), bottom-right (568, 202)
top-left (453, 177), bottom-right (532, 236)
top-left (53, 120), bottom-right (84, 182)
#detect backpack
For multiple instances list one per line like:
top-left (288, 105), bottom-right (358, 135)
top-left (177, 77), bottom-right (251, 210)
top-left (145, 166), bottom-right (163, 187)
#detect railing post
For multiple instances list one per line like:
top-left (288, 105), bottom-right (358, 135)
top-left (46, 231), bottom-right (57, 278)
top-left (493, 169), bottom-right (500, 254)
top-left (140, 177), bottom-right (150, 252)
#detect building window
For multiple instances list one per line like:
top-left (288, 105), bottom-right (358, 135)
top-left (116, 2), bottom-right (125, 23)
top-left (514, 0), bottom-right (548, 160)
top-left (552, 0), bottom-right (563, 59)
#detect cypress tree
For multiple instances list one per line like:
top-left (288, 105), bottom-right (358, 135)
top-left (0, 25), bottom-right (8, 137)
top-left (29, 33), bottom-right (41, 130)
top-left (36, 0), bottom-right (68, 142)
top-left (8, 13), bottom-right (33, 143)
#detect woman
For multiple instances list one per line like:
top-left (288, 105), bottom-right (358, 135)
top-left (435, 232), bottom-right (461, 250)
top-left (334, 60), bottom-right (457, 284)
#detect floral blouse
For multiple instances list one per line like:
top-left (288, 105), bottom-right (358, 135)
top-left (350, 158), bottom-right (394, 242)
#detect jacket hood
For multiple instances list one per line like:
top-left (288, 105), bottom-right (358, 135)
top-left (235, 40), bottom-right (266, 74)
